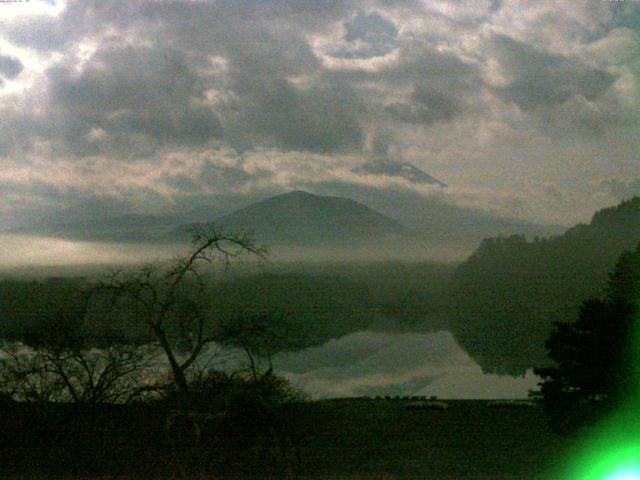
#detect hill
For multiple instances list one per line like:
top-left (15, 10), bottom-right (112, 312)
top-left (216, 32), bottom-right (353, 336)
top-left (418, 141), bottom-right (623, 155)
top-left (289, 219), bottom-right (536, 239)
top-left (193, 190), bottom-right (412, 248)
top-left (448, 197), bottom-right (640, 376)
top-left (313, 183), bottom-right (563, 256)
top-left (7, 187), bottom-right (560, 262)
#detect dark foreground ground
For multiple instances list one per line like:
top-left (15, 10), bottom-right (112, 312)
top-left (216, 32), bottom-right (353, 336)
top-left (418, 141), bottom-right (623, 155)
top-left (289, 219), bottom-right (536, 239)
top-left (1, 398), bottom-right (568, 479)
top-left (302, 399), bottom-right (566, 480)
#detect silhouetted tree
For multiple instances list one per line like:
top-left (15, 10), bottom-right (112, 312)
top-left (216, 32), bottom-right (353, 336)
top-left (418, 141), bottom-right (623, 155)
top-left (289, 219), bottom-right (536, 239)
top-left (0, 342), bottom-right (158, 404)
top-left (534, 243), bottom-right (640, 434)
top-left (0, 306), bottom-right (159, 403)
top-left (90, 225), bottom-right (265, 406)
top-left (216, 310), bottom-right (306, 380)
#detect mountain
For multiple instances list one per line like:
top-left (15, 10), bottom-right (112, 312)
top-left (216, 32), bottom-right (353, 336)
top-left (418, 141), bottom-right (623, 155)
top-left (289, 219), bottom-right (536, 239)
top-left (187, 190), bottom-right (412, 249)
top-left (9, 184), bottom-right (560, 262)
top-left (355, 159), bottom-right (446, 186)
top-left (448, 196), bottom-right (640, 376)
top-left (308, 183), bottom-right (563, 253)
top-left (5, 195), bottom-right (251, 243)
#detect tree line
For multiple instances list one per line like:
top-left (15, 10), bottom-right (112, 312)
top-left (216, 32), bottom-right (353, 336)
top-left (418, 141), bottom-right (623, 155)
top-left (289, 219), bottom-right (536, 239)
top-left (449, 197), bottom-right (640, 375)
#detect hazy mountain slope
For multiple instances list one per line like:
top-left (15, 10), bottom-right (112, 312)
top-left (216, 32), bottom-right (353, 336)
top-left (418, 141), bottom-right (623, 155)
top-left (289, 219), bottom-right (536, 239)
top-left (9, 184), bottom-right (560, 262)
top-left (6, 194), bottom-right (250, 243)
top-left (200, 190), bottom-right (411, 247)
top-left (448, 197), bottom-right (640, 376)
top-left (311, 183), bottom-right (563, 254)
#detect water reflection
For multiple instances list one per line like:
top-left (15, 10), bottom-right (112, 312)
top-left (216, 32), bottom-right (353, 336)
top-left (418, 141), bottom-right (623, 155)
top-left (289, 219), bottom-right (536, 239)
top-left (274, 331), bottom-right (539, 399)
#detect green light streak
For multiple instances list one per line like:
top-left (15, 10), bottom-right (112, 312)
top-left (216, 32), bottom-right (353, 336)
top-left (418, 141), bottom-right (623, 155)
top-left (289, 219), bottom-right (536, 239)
top-left (553, 303), bottom-right (640, 480)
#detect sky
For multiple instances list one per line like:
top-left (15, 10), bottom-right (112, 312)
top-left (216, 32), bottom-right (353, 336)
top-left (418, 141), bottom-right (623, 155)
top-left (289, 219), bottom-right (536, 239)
top-left (1, 0), bottom-right (639, 231)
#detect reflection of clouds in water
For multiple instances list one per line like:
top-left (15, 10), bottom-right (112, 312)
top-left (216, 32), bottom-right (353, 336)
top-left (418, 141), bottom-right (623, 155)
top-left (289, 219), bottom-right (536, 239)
top-left (274, 331), bottom-right (539, 399)
top-left (425, 365), bottom-right (539, 400)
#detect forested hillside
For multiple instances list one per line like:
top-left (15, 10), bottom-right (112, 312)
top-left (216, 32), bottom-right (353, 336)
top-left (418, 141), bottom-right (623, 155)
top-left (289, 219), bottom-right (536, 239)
top-left (449, 197), bottom-right (640, 375)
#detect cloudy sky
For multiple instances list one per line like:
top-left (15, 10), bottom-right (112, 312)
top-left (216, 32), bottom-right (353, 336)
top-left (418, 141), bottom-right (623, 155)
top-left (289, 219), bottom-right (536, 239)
top-left (1, 0), bottom-right (639, 231)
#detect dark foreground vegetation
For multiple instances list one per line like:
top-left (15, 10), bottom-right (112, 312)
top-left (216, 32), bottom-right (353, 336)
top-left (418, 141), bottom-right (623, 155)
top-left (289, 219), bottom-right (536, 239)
top-left (450, 197), bottom-right (640, 375)
top-left (0, 397), bottom-right (565, 479)
top-left (534, 241), bottom-right (640, 435)
top-left (0, 374), bottom-right (312, 479)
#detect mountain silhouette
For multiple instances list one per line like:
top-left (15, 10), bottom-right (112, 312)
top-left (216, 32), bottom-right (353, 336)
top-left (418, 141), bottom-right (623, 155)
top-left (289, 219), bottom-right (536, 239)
top-left (191, 190), bottom-right (410, 248)
top-left (9, 187), bottom-right (558, 261)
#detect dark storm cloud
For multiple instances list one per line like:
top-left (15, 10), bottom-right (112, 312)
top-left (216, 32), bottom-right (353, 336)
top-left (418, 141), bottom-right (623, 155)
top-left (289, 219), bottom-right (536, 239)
top-left (1, 1), bottom-right (151, 52)
top-left (321, 42), bottom-right (480, 127)
top-left (0, 54), bottom-right (23, 80)
top-left (386, 85), bottom-right (460, 124)
top-left (345, 12), bottom-right (398, 44)
top-left (229, 78), bottom-right (364, 153)
top-left (47, 45), bottom-right (223, 156)
top-left (0, 1), bottom-right (347, 55)
top-left (611, 2), bottom-right (640, 31)
top-left (0, 105), bottom-right (48, 158)
top-left (1, 0), bottom-right (639, 231)
top-left (1, 0), bottom-right (472, 161)
top-left (327, 40), bottom-right (479, 91)
top-left (198, 8), bottom-right (365, 153)
top-left (492, 34), bottom-right (617, 111)
top-left (162, 161), bottom-right (256, 192)
top-left (3, 0), bottom-right (365, 156)
top-left (328, 11), bottom-right (399, 59)
top-left (489, 0), bottom-right (502, 13)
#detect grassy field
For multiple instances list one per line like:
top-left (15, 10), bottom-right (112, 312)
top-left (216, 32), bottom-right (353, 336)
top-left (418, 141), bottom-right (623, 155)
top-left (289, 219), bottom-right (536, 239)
top-left (2, 398), bottom-right (571, 479)
top-left (296, 399), bottom-right (567, 480)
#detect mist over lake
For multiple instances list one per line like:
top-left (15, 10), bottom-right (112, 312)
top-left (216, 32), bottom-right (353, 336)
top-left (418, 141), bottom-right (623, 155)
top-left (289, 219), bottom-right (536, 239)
top-left (0, 234), bottom-right (182, 268)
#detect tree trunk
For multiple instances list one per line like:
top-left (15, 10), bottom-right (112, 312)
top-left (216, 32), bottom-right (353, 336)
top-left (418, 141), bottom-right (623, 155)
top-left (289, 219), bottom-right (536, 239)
top-left (154, 325), bottom-right (190, 407)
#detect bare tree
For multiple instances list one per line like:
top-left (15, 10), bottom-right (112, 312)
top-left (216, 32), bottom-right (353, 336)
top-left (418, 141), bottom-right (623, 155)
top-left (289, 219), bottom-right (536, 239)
top-left (0, 296), bottom-right (161, 404)
top-left (0, 342), bottom-right (159, 404)
top-left (90, 225), bottom-right (266, 405)
top-left (216, 310), bottom-right (306, 381)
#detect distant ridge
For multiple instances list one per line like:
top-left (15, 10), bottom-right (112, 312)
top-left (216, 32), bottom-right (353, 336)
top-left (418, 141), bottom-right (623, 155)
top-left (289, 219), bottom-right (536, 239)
top-left (193, 190), bottom-right (411, 248)
top-left (9, 186), bottom-right (560, 261)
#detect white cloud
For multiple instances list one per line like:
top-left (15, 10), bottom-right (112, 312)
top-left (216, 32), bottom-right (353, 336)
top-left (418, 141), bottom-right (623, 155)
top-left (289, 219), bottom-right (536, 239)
top-left (0, 0), bottom-right (638, 228)
top-left (0, 0), bottom-right (66, 21)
